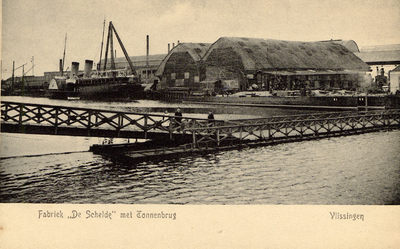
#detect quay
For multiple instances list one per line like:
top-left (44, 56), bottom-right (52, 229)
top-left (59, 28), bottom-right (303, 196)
top-left (2, 101), bottom-right (399, 164)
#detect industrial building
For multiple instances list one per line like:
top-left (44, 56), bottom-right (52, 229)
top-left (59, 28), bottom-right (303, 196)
top-left (5, 36), bottom-right (400, 97)
top-left (183, 37), bottom-right (371, 94)
top-left (354, 44), bottom-right (400, 92)
top-left (155, 42), bottom-right (212, 91)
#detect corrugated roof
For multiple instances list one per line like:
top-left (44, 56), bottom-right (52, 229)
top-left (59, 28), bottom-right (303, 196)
top-left (155, 43), bottom-right (212, 76)
top-left (203, 37), bottom-right (370, 72)
top-left (360, 44), bottom-right (400, 52)
top-left (354, 50), bottom-right (400, 65)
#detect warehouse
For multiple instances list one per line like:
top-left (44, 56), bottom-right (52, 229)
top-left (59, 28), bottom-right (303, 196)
top-left (354, 44), bottom-right (400, 92)
top-left (200, 37), bottom-right (371, 94)
top-left (155, 42), bottom-right (212, 92)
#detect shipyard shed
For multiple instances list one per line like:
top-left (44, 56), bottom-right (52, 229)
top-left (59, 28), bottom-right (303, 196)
top-left (201, 37), bottom-right (371, 93)
top-left (354, 44), bottom-right (400, 88)
top-left (155, 43), bottom-right (212, 92)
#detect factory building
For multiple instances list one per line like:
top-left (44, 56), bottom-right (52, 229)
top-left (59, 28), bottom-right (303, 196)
top-left (354, 44), bottom-right (400, 93)
top-left (199, 37), bottom-right (370, 94)
top-left (154, 43), bottom-right (212, 92)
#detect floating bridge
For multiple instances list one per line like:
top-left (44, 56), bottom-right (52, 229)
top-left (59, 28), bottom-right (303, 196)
top-left (2, 101), bottom-right (399, 163)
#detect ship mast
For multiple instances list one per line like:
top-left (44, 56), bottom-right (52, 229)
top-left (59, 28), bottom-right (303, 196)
top-left (61, 33), bottom-right (67, 76)
top-left (98, 19), bottom-right (106, 72)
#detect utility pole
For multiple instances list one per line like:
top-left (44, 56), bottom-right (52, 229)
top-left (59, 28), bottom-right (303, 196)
top-left (31, 56), bottom-right (35, 76)
top-left (12, 61), bottom-right (15, 92)
top-left (146, 35), bottom-right (149, 84)
top-left (22, 65), bottom-right (25, 95)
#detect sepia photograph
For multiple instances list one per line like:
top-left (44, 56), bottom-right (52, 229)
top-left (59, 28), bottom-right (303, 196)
top-left (1, 0), bottom-right (399, 248)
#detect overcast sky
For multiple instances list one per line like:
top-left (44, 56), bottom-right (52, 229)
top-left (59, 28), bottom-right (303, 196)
top-left (1, 0), bottom-right (399, 80)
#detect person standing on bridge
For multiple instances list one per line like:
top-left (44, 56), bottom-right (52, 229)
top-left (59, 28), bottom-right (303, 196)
top-left (174, 108), bottom-right (183, 131)
top-left (208, 111), bottom-right (215, 126)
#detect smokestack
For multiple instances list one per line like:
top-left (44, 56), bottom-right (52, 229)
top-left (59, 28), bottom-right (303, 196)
top-left (146, 35), bottom-right (149, 82)
top-left (71, 62), bottom-right (79, 78)
top-left (84, 60), bottom-right (93, 78)
top-left (59, 59), bottom-right (63, 74)
top-left (168, 43), bottom-right (170, 53)
top-left (172, 43), bottom-right (175, 48)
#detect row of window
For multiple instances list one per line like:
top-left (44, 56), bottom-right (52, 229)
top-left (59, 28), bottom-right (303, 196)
top-left (171, 72), bottom-right (192, 80)
top-left (141, 70), bottom-right (157, 75)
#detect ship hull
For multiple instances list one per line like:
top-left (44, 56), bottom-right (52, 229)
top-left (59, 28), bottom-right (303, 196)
top-left (47, 77), bottom-right (144, 100)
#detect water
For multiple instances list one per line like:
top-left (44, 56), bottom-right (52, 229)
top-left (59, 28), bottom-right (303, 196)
top-left (1, 96), bottom-right (399, 204)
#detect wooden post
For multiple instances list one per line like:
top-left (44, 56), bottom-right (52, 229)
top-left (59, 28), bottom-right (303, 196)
top-left (217, 128), bottom-right (220, 146)
top-left (192, 130), bottom-right (196, 148)
top-left (18, 103), bottom-right (24, 133)
top-left (239, 126), bottom-right (243, 143)
top-left (54, 108), bottom-right (59, 135)
top-left (144, 114), bottom-right (148, 139)
top-left (36, 106), bottom-right (42, 124)
top-left (169, 117), bottom-right (173, 140)
top-left (87, 110), bottom-right (92, 136)
top-left (117, 114), bottom-right (121, 138)
top-left (267, 124), bottom-right (271, 140)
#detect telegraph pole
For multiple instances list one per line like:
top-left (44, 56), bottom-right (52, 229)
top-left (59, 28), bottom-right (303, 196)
top-left (31, 56), bottom-right (34, 76)
top-left (12, 61), bottom-right (15, 92)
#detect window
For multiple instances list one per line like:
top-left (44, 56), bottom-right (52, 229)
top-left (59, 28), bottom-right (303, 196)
top-left (171, 73), bottom-right (176, 80)
top-left (194, 76), bottom-right (200, 82)
top-left (184, 72), bottom-right (190, 79)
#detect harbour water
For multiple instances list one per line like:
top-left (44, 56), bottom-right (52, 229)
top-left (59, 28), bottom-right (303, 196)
top-left (1, 96), bottom-right (399, 204)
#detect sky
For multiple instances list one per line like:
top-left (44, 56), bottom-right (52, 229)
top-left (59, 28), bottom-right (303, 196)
top-left (1, 0), bottom-right (399, 80)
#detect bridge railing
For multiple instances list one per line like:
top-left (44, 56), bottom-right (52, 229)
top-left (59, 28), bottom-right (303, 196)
top-left (226, 109), bottom-right (389, 125)
top-left (1, 101), bottom-right (226, 138)
top-left (2, 101), bottom-right (399, 146)
top-left (182, 110), bottom-right (400, 149)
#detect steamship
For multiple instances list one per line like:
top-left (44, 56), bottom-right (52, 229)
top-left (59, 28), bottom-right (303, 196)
top-left (47, 21), bottom-right (144, 100)
top-left (47, 60), bottom-right (144, 100)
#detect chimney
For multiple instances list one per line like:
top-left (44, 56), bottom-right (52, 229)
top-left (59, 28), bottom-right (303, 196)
top-left (168, 43), bottom-right (170, 53)
top-left (146, 35), bottom-right (149, 81)
top-left (172, 43), bottom-right (175, 48)
top-left (59, 59), bottom-right (63, 74)
top-left (84, 60), bottom-right (93, 78)
top-left (71, 62), bottom-right (79, 77)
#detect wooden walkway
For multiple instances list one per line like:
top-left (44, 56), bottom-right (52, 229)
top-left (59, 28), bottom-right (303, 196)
top-left (2, 101), bottom-right (399, 163)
